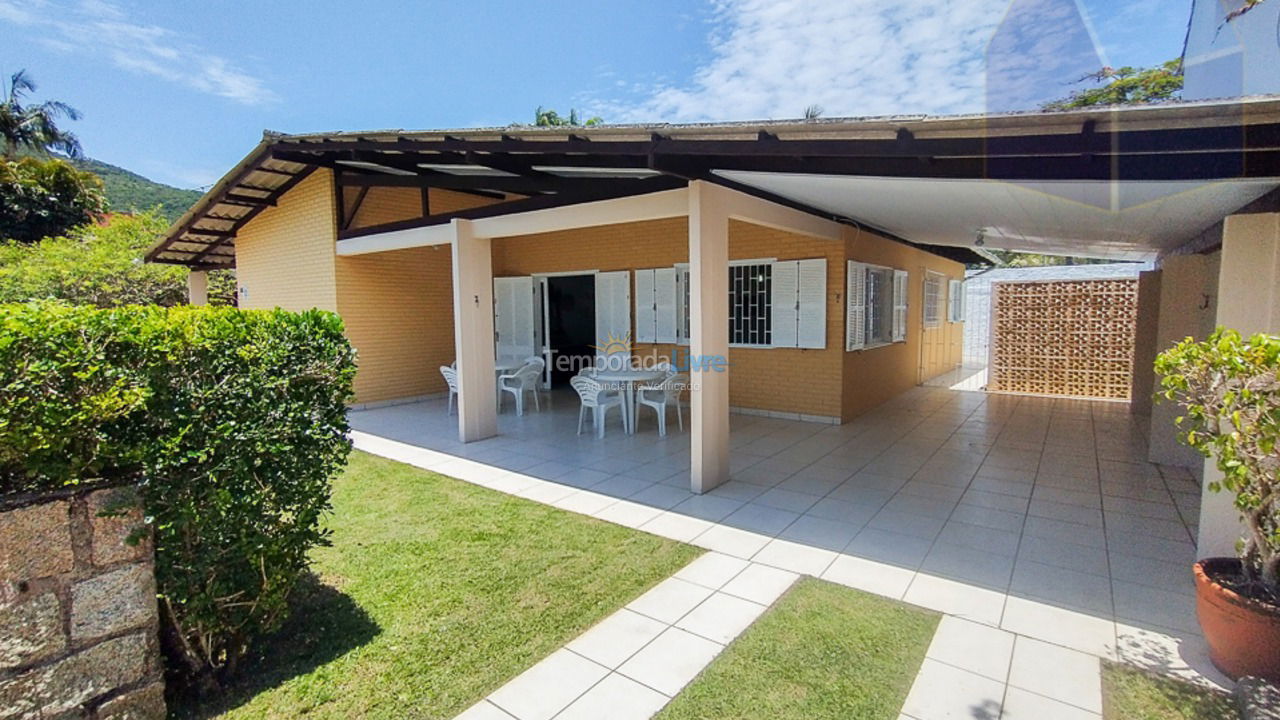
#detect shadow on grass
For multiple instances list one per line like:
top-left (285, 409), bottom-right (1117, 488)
top-left (172, 573), bottom-right (380, 719)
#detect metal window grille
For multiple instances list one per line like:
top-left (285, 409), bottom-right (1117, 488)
top-left (729, 263), bottom-right (772, 346)
top-left (923, 273), bottom-right (943, 328)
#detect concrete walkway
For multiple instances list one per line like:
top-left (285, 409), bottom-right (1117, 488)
top-left (351, 429), bottom-right (1223, 720)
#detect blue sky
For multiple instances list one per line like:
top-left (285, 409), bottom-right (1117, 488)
top-left (0, 0), bottom-right (1191, 189)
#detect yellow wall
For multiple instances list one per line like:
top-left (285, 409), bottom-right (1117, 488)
top-left (235, 172), bottom-right (963, 416)
top-left (235, 169), bottom-right (338, 312)
top-left (841, 227), bottom-right (965, 419)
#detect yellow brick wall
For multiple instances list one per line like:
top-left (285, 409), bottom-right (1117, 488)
top-left (235, 169), bottom-right (338, 312)
top-left (842, 227), bottom-right (964, 419)
top-left (492, 217), bottom-right (848, 419)
top-left (335, 246), bottom-right (454, 403)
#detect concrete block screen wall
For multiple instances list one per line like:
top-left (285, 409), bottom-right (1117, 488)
top-left (0, 486), bottom-right (165, 719)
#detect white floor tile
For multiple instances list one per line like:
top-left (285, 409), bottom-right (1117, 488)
top-left (673, 552), bottom-right (751, 590)
top-left (566, 609), bottom-right (669, 669)
top-left (901, 658), bottom-right (1005, 720)
top-left (618, 627), bottom-right (724, 697)
top-left (690, 525), bottom-right (771, 559)
top-left (821, 553), bottom-right (916, 599)
top-left (999, 687), bottom-right (1101, 720)
top-left (752, 538), bottom-right (838, 576)
top-left (926, 615), bottom-right (1016, 682)
top-left (675, 592), bottom-right (767, 644)
top-left (593, 500), bottom-right (664, 529)
top-left (638, 512), bottom-right (714, 543)
top-left (719, 562), bottom-right (799, 605)
top-left (553, 673), bottom-right (669, 720)
top-left (1000, 596), bottom-right (1116, 659)
top-left (1007, 636), bottom-right (1103, 713)
top-left (626, 577), bottom-right (715, 624)
top-left (904, 574), bottom-right (1007, 627)
top-left (488, 649), bottom-right (610, 720)
top-left (455, 700), bottom-right (517, 720)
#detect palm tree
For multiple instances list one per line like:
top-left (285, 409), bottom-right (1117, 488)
top-left (0, 69), bottom-right (83, 160)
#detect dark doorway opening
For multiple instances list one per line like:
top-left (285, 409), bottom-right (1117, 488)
top-left (546, 275), bottom-right (596, 388)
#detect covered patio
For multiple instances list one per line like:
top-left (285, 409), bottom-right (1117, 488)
top-left (351, 383), bottom-right (1212, 680)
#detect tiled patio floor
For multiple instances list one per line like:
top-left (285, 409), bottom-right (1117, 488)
top-left (350, 384), bottom-right (1225, 717)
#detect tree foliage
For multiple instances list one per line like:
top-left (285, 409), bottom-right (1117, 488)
top-left (72, 155), bottom-right (202, 222)
top-left (1156, 329), bottom-right (1280, 600)
top-left (533, 105), bottom-right (603, 127)
top-left (0, 69), bottom-right (82, 159)
top-left (0, 302), bottom-right (357, 687)
top-left (1042, 59), bottom-right (1183, 111)
top-left (0, 211), bottom-right (193, 306)
top-left (0, 156), bottom-right (108, 243)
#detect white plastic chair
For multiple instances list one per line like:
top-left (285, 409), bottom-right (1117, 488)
top-left (637, 373), bottom-right (688, 437)
top-left (498, 359), bottom-right (543, 416)
top-left (440, 365), bottom-right (458, 415)
top-left (570, 375), bottom-right (624, 439)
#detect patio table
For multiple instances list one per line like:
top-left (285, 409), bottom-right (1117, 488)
top-left (591, 368), bottom-right (666, 435)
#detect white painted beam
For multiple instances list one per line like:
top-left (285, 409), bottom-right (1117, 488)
top-left (187, 270), bottom-right (208, 305)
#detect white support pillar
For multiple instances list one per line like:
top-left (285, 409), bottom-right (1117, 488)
top-left (688, 181), bottom-right (731, 493)
top-left (1198, 211), bottom-right (1280, 557)
top-left (187, 270), bottom-right (208, 306)
top-left (450, 219), bottom-right (499, 443)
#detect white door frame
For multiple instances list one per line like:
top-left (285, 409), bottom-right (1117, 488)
top-left (533, 270), bottom-right (600, 388)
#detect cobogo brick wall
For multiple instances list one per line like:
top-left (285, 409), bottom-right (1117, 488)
top-left (987, 279), bottom-right (1138, 400)
top-left (0, 486), bottom-right (165, 719)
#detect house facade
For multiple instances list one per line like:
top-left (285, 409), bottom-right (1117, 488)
top-left (151, 98), bottom-right (1280, 558)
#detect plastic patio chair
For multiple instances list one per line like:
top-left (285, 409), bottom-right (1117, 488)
top-left (637, 372), bottom-right (688, 437)
top-left (498, 360), bottom-right (543, 416)
top-left (440, 365), bottom-right (458, 415)
top-left (570, 374), bottom-right (625, 439)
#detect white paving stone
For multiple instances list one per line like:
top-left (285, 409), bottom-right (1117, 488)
top-left (552, 673), bottom-right (670, 720)
top-left (566, 609), bottom-right (669, 669)
top-left (752, 538), bottom-right (838, 576)
top-left (821, 553), bottom-right (916, 599)
top-left (905, 573), bottom-right (1006, 627)
top-left (1007, 637), bottom-right (1103, 714)
top-left (626, 577), bottom-right (715, 624)
top-left (999, 687), bottom-right (1102, 720)
top-left (901, 658), bottom-right (1005, 720)
top-left (672, 552), bottom-right (751, 590)
top-left (925, 615), bottom-right (1016, 682)
top-left (719, 563), bottom-right (799, 605)
top-left (617, 627), bottom-right (724, 697)
top-left (488, 649), bottom-right (609, 720)
top-left (674, 592), bottom-right (768, 644)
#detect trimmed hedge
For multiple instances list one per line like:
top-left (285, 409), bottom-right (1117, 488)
top-left (0, 301), bottom-right (356, 685)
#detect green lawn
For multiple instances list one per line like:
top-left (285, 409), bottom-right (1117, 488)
top-left (656, 577), bottom-right (939, 720)
top-left (1101, 662), bottom-right (1239, 720)
top-left (181, 450), bottom-right (701, 719)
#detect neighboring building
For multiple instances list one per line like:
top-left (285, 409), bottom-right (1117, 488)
top-left (148, 97), bottom-right (1280, 556)
top-left (1183, 0), bottom-right (1280, 100)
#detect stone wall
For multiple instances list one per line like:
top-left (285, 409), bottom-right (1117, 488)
top-left (0, 485), bottom-right (165, 719)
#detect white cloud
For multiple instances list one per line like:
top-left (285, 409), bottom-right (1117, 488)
top-left (589, 0), bottom-right (1121, 123)
top-left (0, 0), bottom-right (277, 105)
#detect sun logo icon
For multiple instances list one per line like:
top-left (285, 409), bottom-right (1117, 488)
top-left (591, 330), bottom-right (632, 355)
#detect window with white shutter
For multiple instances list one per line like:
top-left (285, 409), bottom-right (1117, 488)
top-left (948, 278), bottom-right (965, 323)
top-left (634, 269), bottom-right (656, 343)
top-left (846, 261), bottom-right (867, 350)
top-left (595, 271), bottom-right (631, 365)
top-left (729, 261), bottom-right (773, 346)
top-left (493, 276), bottom-right (536, 361)
top-left (795, 258), bottom-right (827, 349)
top-left (769, 261), bottom-right (797, 348)
top-left (892, 269), bottom-right (909, 342)
top-left (923, 272), bottom-right (943, 328)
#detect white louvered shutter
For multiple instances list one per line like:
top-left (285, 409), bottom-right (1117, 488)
top-left (634, 269), bottom-right (656, 343)
top-left (796, 258), bottom-right (827, 349)
top-left (892, 270), bottom-right (909, 342)
top-left (595, 271), bottom-right (631, 364)
top-left (846, 262), bottom-right (866, 350)
top-left (770, 260), bottom-right (798, 348)
top-left (948, 279), bottom-right (964, 322)
top-left (654, 267), bottom-right (678, 343)
top-left (493, 276), bottom-right (536, 361)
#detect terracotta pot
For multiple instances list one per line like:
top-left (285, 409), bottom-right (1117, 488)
top-left (1194, 557), bottom-right (1280, 682)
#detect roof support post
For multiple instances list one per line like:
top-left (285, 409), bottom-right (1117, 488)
top-left (450, 219), bottom-right (499, 443)
top-left (187, 270), bottom-right (208, 306)
top-left (688, 181), bottom-right (731, 493)
top-left (1197, 210), bottom-right (1280, 557)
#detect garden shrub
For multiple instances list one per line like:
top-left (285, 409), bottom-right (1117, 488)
top-left (0, 301), bottom-right (357, 686)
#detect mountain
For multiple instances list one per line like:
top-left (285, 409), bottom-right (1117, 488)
top-left (72, 157), bottom-right (203, 222)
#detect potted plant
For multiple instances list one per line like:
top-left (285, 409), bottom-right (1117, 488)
top-left (1156, 328), bottom-right (1280, 681)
